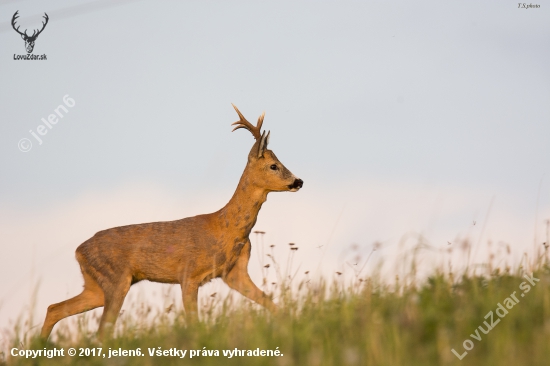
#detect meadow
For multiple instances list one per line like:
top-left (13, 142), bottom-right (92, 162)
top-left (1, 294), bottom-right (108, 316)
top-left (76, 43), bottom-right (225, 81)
top-left (1, 239), bottom-right (549, 366)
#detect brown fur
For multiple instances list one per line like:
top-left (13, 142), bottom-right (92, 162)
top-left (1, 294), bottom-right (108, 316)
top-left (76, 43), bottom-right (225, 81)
top-left (40, 106), bottom-right (303, 339)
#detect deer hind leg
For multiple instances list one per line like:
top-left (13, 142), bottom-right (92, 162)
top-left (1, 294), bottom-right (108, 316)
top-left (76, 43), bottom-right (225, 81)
top-left (40, 270), bottom-right (104, 339)
top-left (96, 274), bottom-right (132, 340)
top-left (223, 241), bottom-right (278, 313)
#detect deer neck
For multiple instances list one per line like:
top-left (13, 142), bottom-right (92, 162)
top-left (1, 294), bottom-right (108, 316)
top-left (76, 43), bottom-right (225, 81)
top-left (217, 167), bottom-right (268, 238)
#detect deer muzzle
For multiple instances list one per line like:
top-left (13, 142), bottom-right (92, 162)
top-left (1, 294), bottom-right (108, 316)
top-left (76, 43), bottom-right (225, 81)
top-left (288, 178), bottom-right (303, 191)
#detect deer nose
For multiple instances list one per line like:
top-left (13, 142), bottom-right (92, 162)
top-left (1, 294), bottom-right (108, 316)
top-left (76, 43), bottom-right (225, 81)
top-left (290, 178), bottom-right (303, 190)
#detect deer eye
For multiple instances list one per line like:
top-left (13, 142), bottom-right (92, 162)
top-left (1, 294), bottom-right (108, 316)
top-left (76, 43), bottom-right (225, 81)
top-left (270, 164), bottom-right (278, 170)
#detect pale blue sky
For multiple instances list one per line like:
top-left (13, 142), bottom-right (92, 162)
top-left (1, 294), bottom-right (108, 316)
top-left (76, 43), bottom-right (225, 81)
top-left (1, 0), bottom-right (549, 332)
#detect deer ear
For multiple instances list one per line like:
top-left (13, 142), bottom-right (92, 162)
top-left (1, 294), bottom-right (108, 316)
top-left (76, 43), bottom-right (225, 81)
top-left (21, 34), bottom-right (25, 40)
top-left (258, 130), bottom-right (270, 158)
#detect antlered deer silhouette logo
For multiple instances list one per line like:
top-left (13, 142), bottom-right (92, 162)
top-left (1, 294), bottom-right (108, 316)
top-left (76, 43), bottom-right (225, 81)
top-left (12, 11), bottom-right (49, 53)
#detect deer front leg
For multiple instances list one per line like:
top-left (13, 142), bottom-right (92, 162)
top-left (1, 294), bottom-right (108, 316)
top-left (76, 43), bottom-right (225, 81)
top-left (180, 280), bottom-right (199, 323)
top-left (223, 240), bottom-right (278, 313)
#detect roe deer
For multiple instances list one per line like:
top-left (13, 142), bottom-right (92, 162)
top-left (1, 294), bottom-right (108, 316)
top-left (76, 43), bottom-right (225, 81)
top-left (40, 105), bottom-right (303, 340)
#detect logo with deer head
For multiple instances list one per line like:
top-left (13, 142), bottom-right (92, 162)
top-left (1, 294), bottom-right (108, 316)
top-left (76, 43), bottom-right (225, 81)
top-left (12, 11), bottom-right (49, 54)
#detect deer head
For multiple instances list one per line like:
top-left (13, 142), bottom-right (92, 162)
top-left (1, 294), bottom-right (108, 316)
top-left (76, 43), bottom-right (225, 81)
top-left (231, 104), bottom-right (303, 192)
top-left (12, 11), bottom-right (49, 54)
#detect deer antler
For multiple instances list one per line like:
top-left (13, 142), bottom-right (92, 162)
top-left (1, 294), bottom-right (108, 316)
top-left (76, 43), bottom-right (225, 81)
top-left (231, 104), bottom-right (265, 141)
top-left (11, 11), bottom-right (25, 37)
top-left (33, 13), bottom-right (49, 38)
top-left (11, 11), bottom-right (49, 39)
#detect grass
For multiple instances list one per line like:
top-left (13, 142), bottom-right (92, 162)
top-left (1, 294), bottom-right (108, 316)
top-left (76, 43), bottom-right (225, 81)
top-left (2, 239), bottom-right (550, 366)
